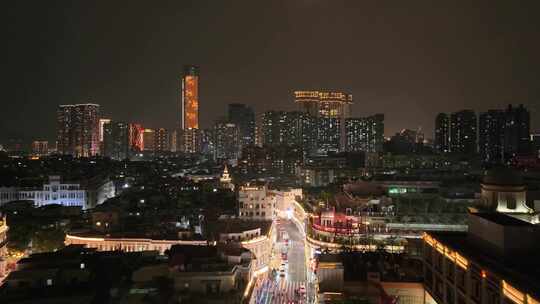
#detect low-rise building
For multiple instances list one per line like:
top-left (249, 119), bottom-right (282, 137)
top-left (238, 184), bottom-right (276, 221)
top-left (0, 175), bottom-right (114, 210)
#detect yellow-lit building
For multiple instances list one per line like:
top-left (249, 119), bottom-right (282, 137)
top-left (423, 212), bottom-right (540, 304)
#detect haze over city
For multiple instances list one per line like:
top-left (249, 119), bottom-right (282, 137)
top-left (3, 1), bottom-right (540, 142)
top-left (2, 2), bottom-right (540, 304)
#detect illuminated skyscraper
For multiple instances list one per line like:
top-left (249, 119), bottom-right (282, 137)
top-left (295, 90), bottom-right (352, 153)
top-left (128, 123), bottom-right (144, 153)
top-left (142, 129), bottom-right (155, 152)
top-left (180, 65), bottom-right (199, 153)
top-left (57, 103), bottom-right (100, 157)
top-left (98, 118), bottom-right (111, 155)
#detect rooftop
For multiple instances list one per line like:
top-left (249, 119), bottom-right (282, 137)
top-left (428, 231), bottom-right (540, 299)
top-left (473, 212), bottom-right (533, 226)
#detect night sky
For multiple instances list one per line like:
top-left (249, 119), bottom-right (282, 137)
top-left (3, 1), bottom-right (540, 143)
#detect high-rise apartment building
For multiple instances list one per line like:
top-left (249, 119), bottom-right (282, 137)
top-left (450, 110), bottom-right (477, 155)
top-left (142, 129), bottom-right (155, 152)
top-left (154, 128), bottom-right (170, 153)
top-left (128, 123), bottom-right (144, 154)
top-left (31, 141), bottom-right (49, 156)
top-left (213, 122), bottom-right (240, 161)
top-left (98, 118), bottom-right (111, 155)
top-left (479, 110), bottom-right (505, 164)
top-left (434, 113), bottom-right (450, 153)
top-left (182, 128), bottom-right (200, 154)
top-left (260, 111), bottom-right (317, 155)
top-left (228, 103), bottom-right (255, 147)
top-left (295, 90), bottom-right (352, 153)
top-left (103, 121), bottom-right (129, 160)
top-left (504, 104), bottom-right (530, 158)
top-left (57, 103), bottom-right (100, 157)
top-left (345, 114), bottom-right (384, 153)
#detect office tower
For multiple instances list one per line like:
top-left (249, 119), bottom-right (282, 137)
top-left (479, 110), bottom-right (505, 164)
top-left (228, 103), bottom-right (255, 147)
top-left (154, 128), bottom-right (170, 153)
top-left (103, 121), bottom-right (129, 160)
top-left (142, 129), bottom-right (155, 152)
top-left (213, 122), bottom-right (240, 161)
top-left (434, 113), bottom-right (450, 153)
top-left (57, 103), bottom-right (100, 157)
top-left (128, 123), bottom-right (144, 154)
top-left (180, 65), bottom-right (199, 153)
top-left (504, 104), bottom-right (530, 158)
top-left (345, 114), bottom-right (384, 153)
top-left (450, 110), bottom-right (477, 155)
top-left (31, 141), bottom-right (49, 156)
top-left (295, 90), bottom-right (352, 153)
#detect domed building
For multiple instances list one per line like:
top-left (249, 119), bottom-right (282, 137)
top-left (480, 167), bottom-right (533, 214)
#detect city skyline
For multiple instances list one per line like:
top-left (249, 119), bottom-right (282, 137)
top-left (3, 1), bottom-right (540, 143)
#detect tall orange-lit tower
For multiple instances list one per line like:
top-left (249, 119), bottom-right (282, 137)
top-left (181, 65), bottom-right (199, 130)
top-left (180, 65), bottom-right (200, 153)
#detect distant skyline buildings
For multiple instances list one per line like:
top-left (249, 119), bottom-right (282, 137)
top-left (295, 90), bottom-right (352, 153)
top-left (57, 103), bottom-right (100, 157)
top-left (228, 103), bottom-right (255, 147)
top-left (434, 104), bottom-right (531, 163)
top-left (450, 110), bottom-right (477, 155)
top-left (434, 113), bottom-right (450, 153)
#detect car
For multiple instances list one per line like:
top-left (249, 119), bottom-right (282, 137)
top-left (298, 285), bottom-right (306, 294)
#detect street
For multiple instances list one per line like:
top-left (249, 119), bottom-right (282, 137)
top-left (251, 219), bottom-right (310, 304)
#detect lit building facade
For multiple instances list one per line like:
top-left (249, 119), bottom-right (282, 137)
top-left (0, 176), bottom-right (86, 208)
top-left (0, 214), bottom-right (7, 278)
top-left (181, 65), bottom-right (199, 130)
top-left (57, 103), bottom-right (100, 157)
top-left (31, 141), bottom-right (49, 156)
top-left (154, 128), bottom-right (170, 153)
top-left (423, 213), bottom-right (540, 304)
top-left (450, 110), bottom-right (477, 155)
top-left (479, 110), bottom-right (505, 164)
top-left (142, 129), bottom-right (155, 152)
top-left (345, 114), bottom-right (384, 153)
top-left (295, 90), bottom-right (352, 153)
top-left (128, 123), bottom-right (144, 154)
top-left (435, 113), bottom-right (450, 153)
top-left (182, 128), bottom-right (200, 154)
top-left (98, 118), bottom-right (111, 154)
top-left (238, 184), bottom-right (276, 221)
